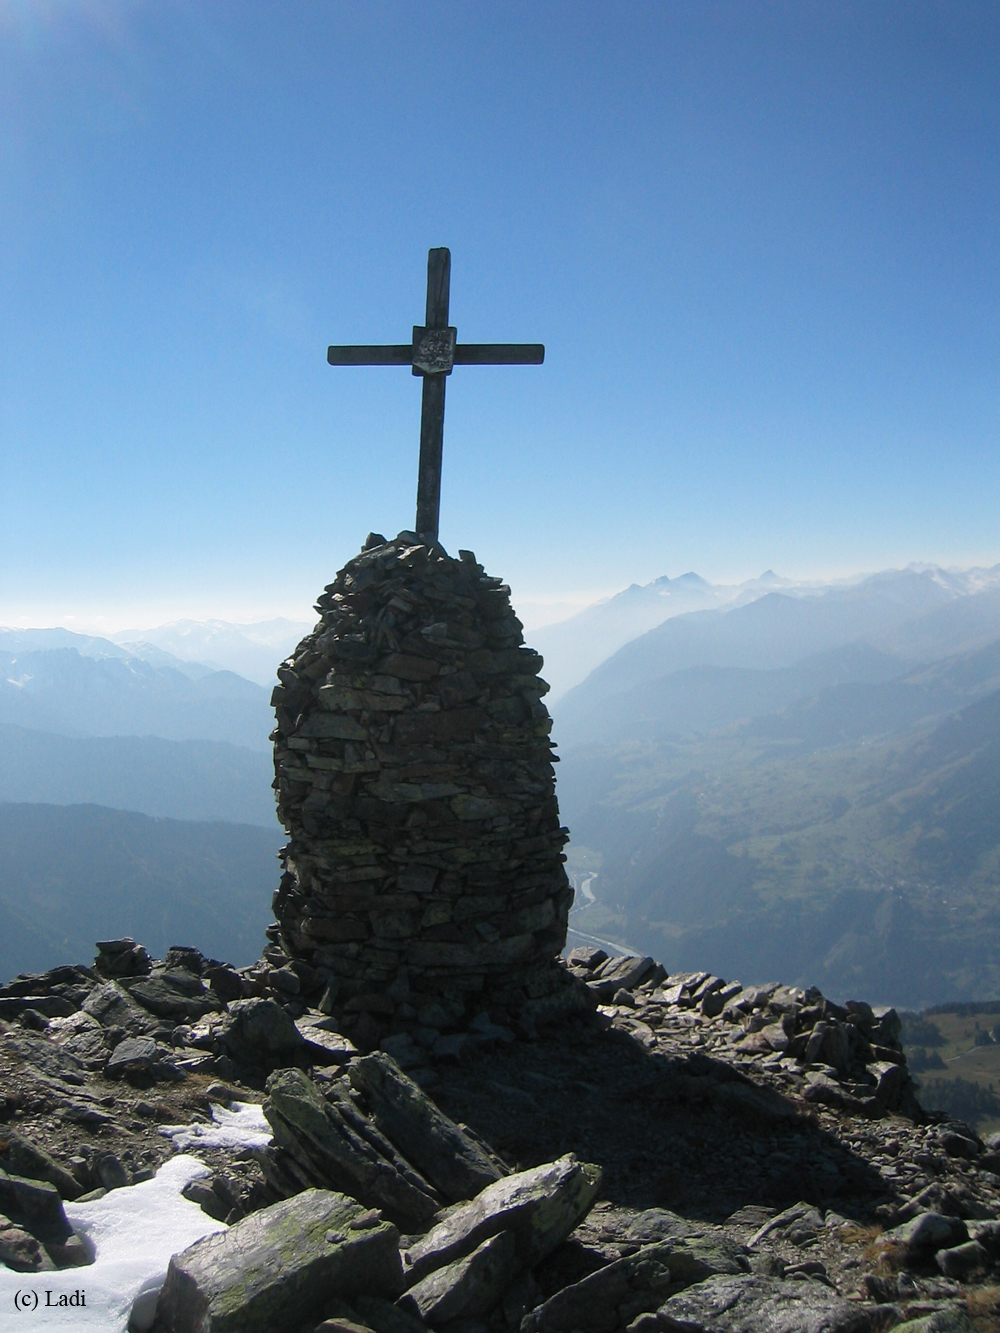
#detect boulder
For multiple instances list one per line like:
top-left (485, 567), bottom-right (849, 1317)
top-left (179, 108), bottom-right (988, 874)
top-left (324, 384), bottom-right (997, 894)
top-left (126, 969), bottom-right (219, 1021)
top-left (0, 1129), bottom-right (82, 1200)
top-left (1, 1030), bottom-right (87, 1084)
top-left (48, 1011), bottom-right (110, 1069)
top-left (0, 1170), bottom-right (70, 1232)
top-left (81, 980), bottom-right (160, 1036)
top-left (936, 1240), bottom-right (988, 1278)
top-left (222, 998), bottom-right (304, 1066)
top-left (0, 1216), bottom-right (56, 1272)
top-left (883, 1212), bottom-right (969, 1261)
top-left (657, 1273), bottom-right (883, 1332)
top-left (295, 1019), bottom-right (358, 1064)
top-left (521, 1241), bottom-right (675, 1333)
top-left (402, 1154), bottom-right (601, 1286)
top-left (348, 1051), bottom-right (503, 1201)
top-left (106, 1035), bottom-right (159, 1079)
top-left (151, 1189), bottom-right (402, 1333)
top-left (94, 937), bottom-right (151, 978)
top-left (400, 1230), bottom-right (518, 1323)
top-left (262, 1067), bottom-right (440, 1228)
top-left (353, 1294), bottom-right (427, 1333)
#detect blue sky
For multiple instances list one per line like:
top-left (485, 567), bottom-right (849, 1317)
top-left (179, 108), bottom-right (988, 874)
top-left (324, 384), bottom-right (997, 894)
top-left (1, 1), bottom-right (997, 631)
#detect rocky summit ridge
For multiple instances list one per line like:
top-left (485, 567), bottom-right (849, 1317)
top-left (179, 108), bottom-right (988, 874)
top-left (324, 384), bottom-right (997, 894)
top-left (3, 937), bottom-right (1000, 1331)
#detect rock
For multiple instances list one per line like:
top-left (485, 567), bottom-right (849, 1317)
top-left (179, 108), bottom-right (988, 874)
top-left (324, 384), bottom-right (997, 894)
top-left (883, 1212), bottom-right (969, 1260)
top-left (61, 1100), bottom-right (114, 1128)
top-left (870, 1007), bottom-right (902, 1046)
top-left (94, 937), bottom-right (151, 978)
top-left (935, 1240), bottom-right (988, 1277)
top-left (206, 964), bottom-right (243, 1003)
top-left (348, 1052), bottom-right (502, 1202)
top-left (0, 1129), bottom-right (82, 1200)
top-left (936, 1129), bottom-right (980, 1159)
top-left (353, 1294), bottom-right (428, 1333)
top-left (589, 957), bottom-right (656, 1001)
top-left (44, 1232), bottom-right (93, 1268)
top-left (106, 1035), bottom-right (159, 1078)
top-left (182, 1180), bottom-right (231, 1223)
top-left (0, 994), bottom-right (76, 1019)
top-left (81, 980), bottom-right (160, 1035)
top-left (652, 1234), bottom-right (749, 1286)
top-left (223, 997), bottom-right (304, 1066)
top-left (622, 1209), bottom-right (695, 1245)
top-left (269, 965), bottom-right (301, 995)
top-left (262, 1067), bottom-right (441, 1228)
top-left (402, 1154), bottom-right (601, 1285)
top-left (314, 1320), bottom-right (374, 1333)
top-left (521, 1241), bottom-right (675, 1333)
top-left (0, 1170), bottom-right (69, 1231)
top-left (401, 1230), bottom-right (518, 1323)
top-left (126, 969), bottom-right (219, 1021)
top-left (0, 1216), bottom-right (56, 1271)
top-left (151, 1189), bottom-right (402, 1333)
top-left (1, 1030), bottom-right (87, 1084)
top-left (657, 1273), bottom-right (883, 1332)
top-left (749, 1203), bottom-right (824, 1248)
top-left (296, 1019), bottom-right (359, 1064)
top-left (95, 1152), bottom-right (131, 1192)
top-left (48, 1010), bottom-right (110, 1068)
top-left (887, 1313), bottom-right (978, 1332)
top-left (567, 947), bottom-right (607, 970)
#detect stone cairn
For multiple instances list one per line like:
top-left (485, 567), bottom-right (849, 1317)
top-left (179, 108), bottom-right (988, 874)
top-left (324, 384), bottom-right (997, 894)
top-left (269, 531), bottom-right (579, 1046)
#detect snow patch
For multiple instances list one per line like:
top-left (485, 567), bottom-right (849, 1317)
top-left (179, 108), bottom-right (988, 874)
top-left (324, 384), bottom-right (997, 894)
top-left (160, 1099), bottom-right (271, 1151)
top-left (0, 1102), bottom-right (273, 1329)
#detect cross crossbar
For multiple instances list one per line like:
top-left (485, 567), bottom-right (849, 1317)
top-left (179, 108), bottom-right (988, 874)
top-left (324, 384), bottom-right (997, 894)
top-left (326, 248), bottom-right (544, 539)
top-left (327, 343), bottom-right (545, 367)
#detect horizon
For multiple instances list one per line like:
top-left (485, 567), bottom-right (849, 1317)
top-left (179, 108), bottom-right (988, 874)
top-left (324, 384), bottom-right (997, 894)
top-left (3, 553), bottom-right (999, 643)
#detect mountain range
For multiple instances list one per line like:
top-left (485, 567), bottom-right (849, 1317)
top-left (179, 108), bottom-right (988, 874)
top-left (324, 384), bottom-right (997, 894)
top-left (111, 617), bottom-right (312, 685)
top-left (552, 567), bottom-right (1000, 1008)
top-left (0, 633), bottom-right (272, 751)
top-left (531, 563), bottom-right (1000, 701)
top-left (0, 803), bottom-right (280, 981)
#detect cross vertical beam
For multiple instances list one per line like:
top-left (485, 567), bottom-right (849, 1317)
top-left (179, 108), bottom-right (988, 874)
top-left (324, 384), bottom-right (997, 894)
top-left (416, 248), bottom-right (450, 540)
top-left (326, 247), bottom-right (544, 541)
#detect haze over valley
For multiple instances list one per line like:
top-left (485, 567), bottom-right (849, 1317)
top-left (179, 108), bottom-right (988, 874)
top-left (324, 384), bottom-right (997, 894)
top-left (4, 560), bottom-right (1000, 1014)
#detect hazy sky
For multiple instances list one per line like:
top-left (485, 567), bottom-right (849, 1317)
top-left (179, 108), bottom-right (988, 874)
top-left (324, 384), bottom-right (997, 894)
top-left (1, 1), bottom-right (997, 632)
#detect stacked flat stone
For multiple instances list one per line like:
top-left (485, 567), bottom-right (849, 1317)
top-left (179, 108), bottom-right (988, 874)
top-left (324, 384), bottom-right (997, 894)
top-left (269, 531), bottom-right (573, 1034)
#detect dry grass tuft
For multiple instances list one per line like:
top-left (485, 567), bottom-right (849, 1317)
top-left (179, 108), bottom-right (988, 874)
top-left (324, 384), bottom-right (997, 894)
top-left (840, 1223), bottom-right (883, 1246)
top-left (968, 1285), bottom-right (1000, 1329)
top-left (863, 1238), bottom-right (907, 1274)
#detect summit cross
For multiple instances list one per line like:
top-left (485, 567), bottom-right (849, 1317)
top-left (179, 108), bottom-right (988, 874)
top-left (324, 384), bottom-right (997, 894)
top-left (327, 247), bottom-right (544, 541)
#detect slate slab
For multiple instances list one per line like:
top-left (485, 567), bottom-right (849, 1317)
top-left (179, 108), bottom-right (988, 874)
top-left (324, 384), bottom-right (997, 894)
top-left (402, 1153), bottom-right (601, 1286)
top-left (106, 1036), bottom-right (159, 1078)
top-left (81, 980), bottom-right (160, 1036)
top-left (349, 1051), bottom-right (503, 1201)
top-left (263, 1067), bottom-right (441, 1229)
top-left (521, 1240), bottom-right (674, 1333)
top-left (657, 1274), bottom-right (883, 1332)
top-left (401, 1230), bottom-right (518, 1323)
top-left (151, 1188), bottom-right (402, 1333)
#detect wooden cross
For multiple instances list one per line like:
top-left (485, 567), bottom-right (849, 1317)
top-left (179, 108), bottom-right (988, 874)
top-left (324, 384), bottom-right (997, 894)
top-left (327, 248), bottom-right (544, 541)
